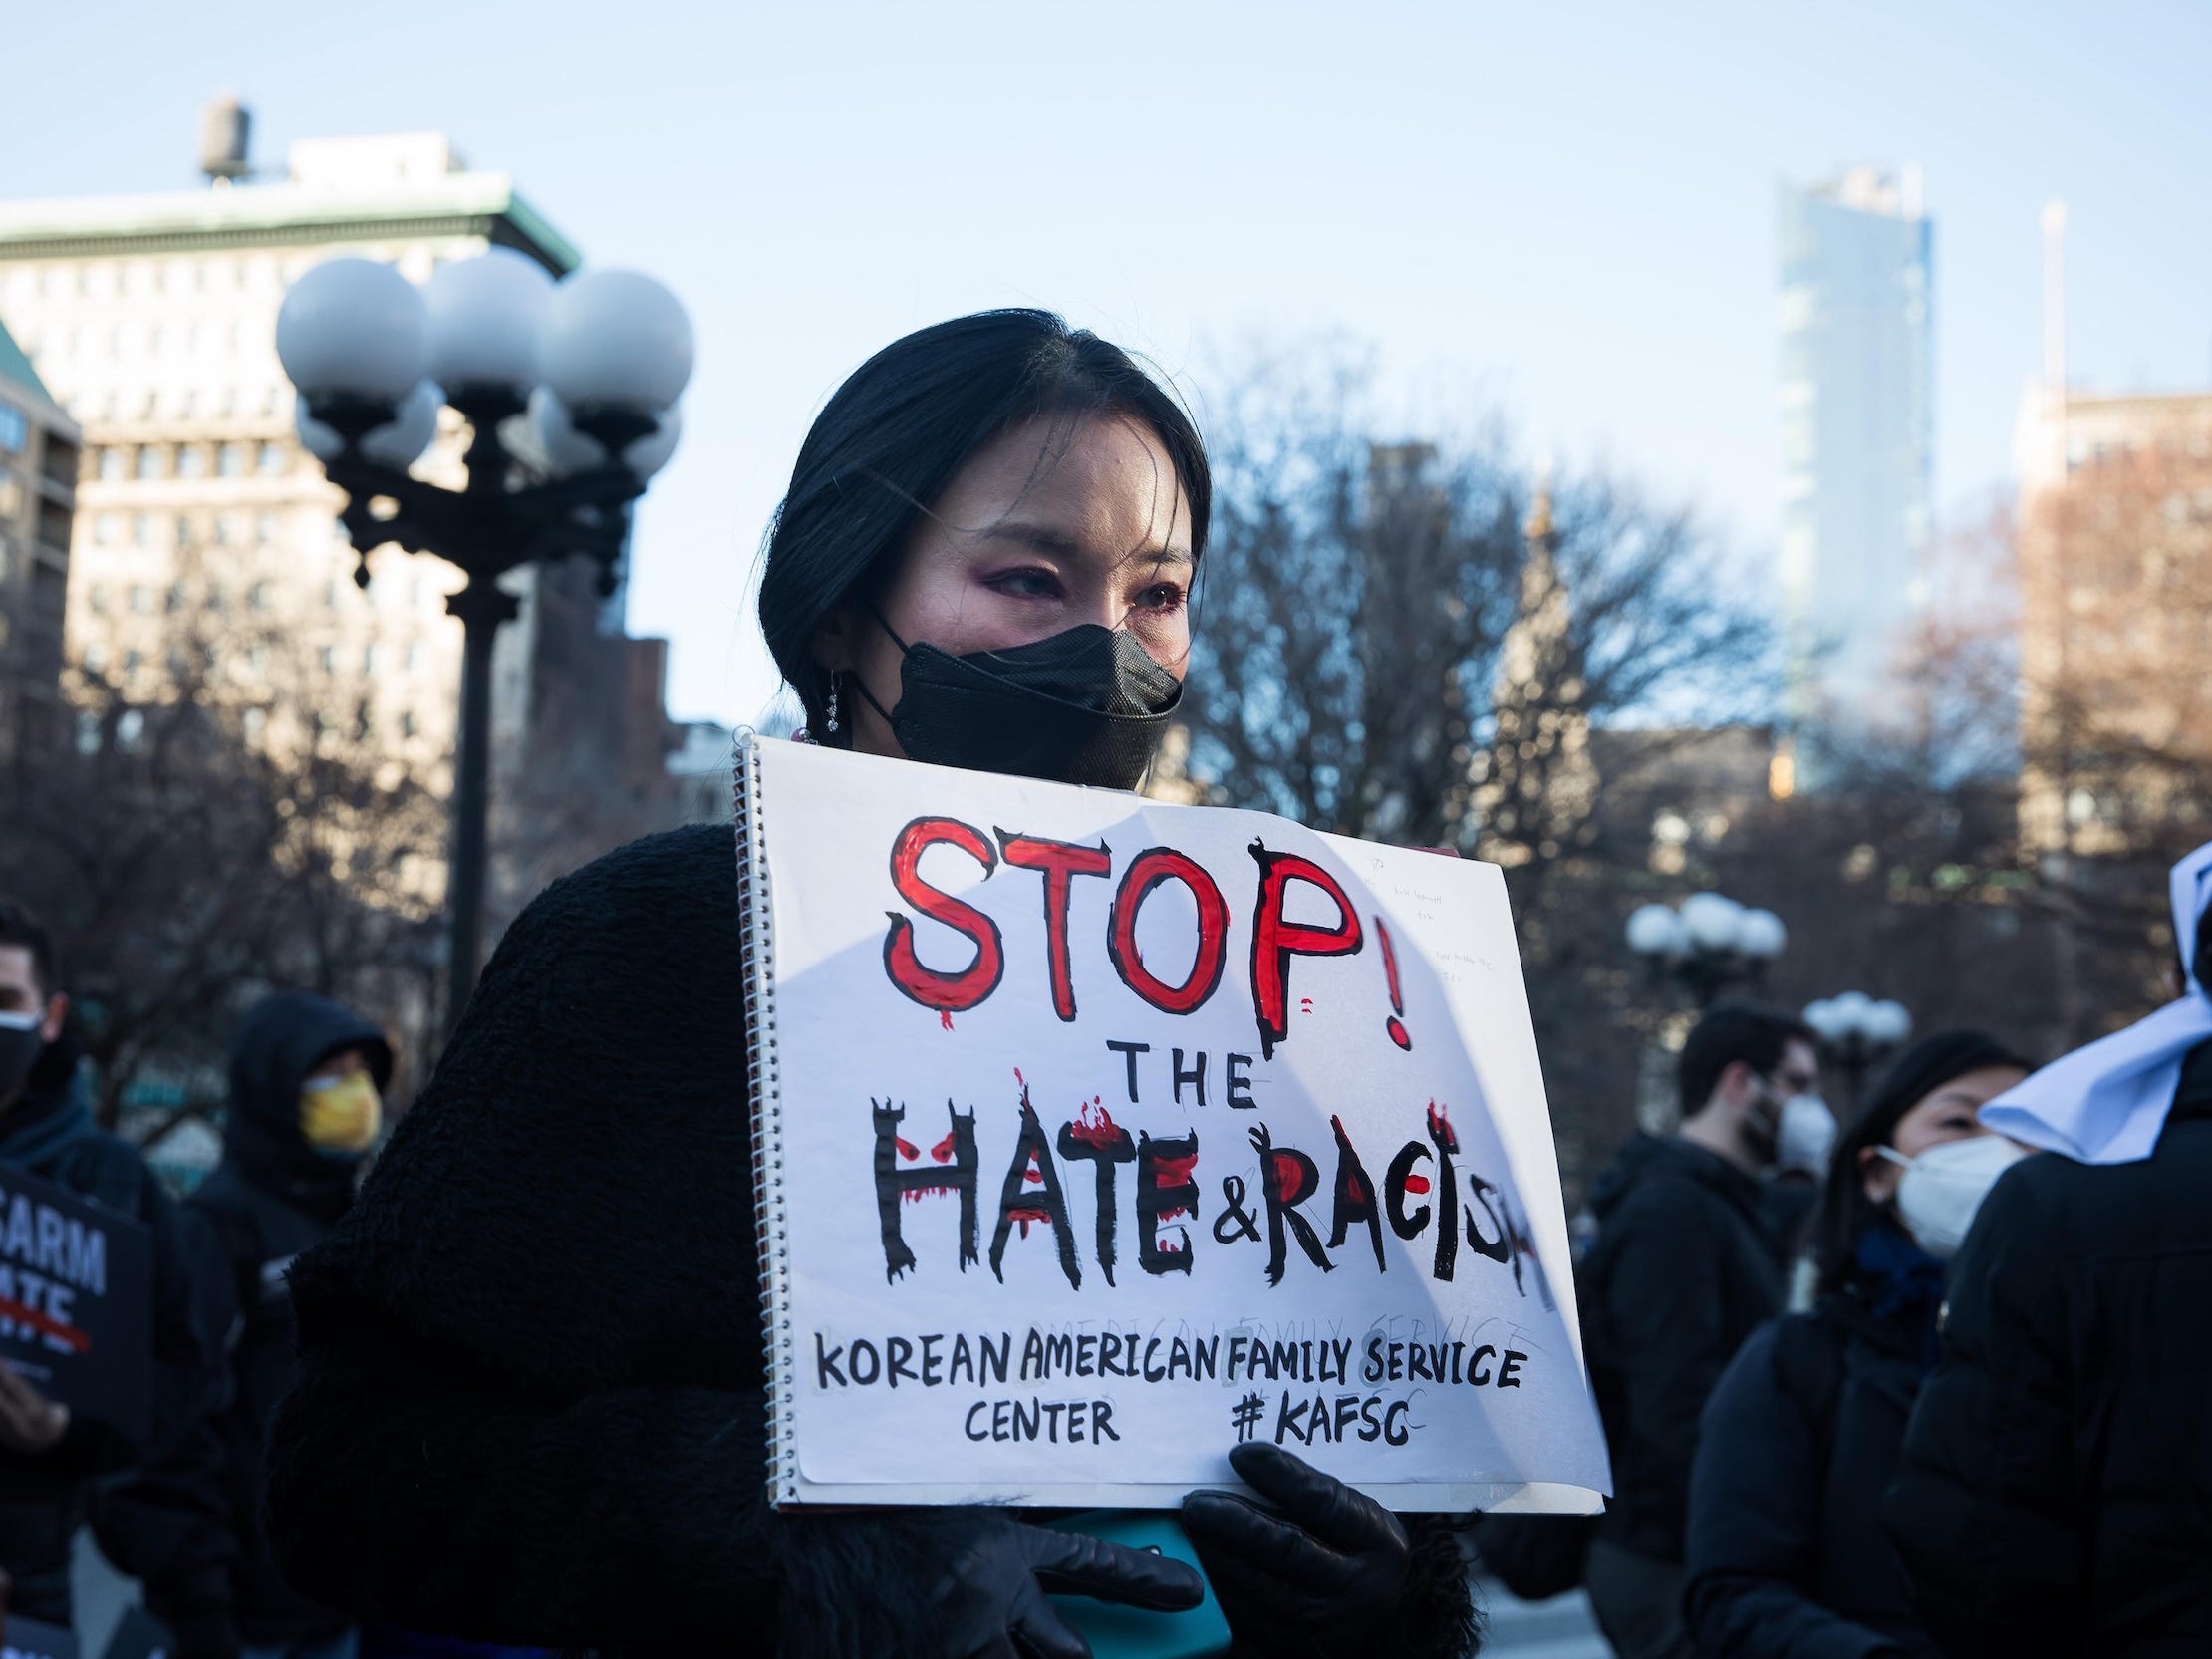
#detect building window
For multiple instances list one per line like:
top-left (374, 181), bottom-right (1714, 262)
top-left (132, 513), bottom-right (153, 548)
top-left (254, 511), bottom-right (278, 544)
top-left (136, 445), bottom-right (162, 481)
top-left (216, 441), bottom-right (245, 478)
top-left (248, 582), bottom-right (270, 611)
top-left (317, 645), bottom-right (336, 673)
top-left (124, 650), bottom-right (143, 675)
top-left (174, 514), bottom-right (193, 548)
top-left (242, 706), bottom-right (267, 743)
top-left (404, 641), bottom-right (425, 673)
top-left (175, 444), bottom-right (206, 479)
top-left (99, 447), bottom-right (125, 482)
top-left (93, 513), bottom-right (119, 546)
top-left (82, 642), bottom-right (109, 675)
top-left (364, 642), bottom-right (382, 674)
top-left (129, 584), bottom-right (153, 615)
top-left (246, 643), bottom-right (267, 677)
top-left (206, 582), bottom-right (226, 610)
top-left (256, 441), bottom-right (286, 476)
top-left (400, 711), bottom-right (417, 740)
top-left (0, 407), bottom-right (27, 456)
top-left (89, 584), bottom-right (111, 613)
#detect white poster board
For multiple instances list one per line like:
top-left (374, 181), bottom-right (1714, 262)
top-left (738, 736), bottom-right (1609, 1512)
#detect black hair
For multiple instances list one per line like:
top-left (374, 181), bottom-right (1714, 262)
top-left (1812, 1029), bottom-right (2031, 1294)
top-left (755, 309), bottom-right (1211, 738)
top-left (1677, 1001), bottom-right (1815, 1119)
top-left (0, 896), bottom-right (56, 1000)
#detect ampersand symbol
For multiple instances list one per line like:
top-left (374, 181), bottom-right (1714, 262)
top-left (1213, 1175), bottom-right (1261, 1244)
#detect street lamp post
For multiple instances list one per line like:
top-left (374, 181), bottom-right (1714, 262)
top-left (1803, 992), bottom-right (1914, 1113)
top-left (277, 250), bottom-right (692, 1035)
top-left (1625, 892), bottom-right (1789, 1007)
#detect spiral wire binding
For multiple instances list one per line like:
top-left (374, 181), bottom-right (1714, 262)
top-left (732, 727), bottom-right (800, 1506)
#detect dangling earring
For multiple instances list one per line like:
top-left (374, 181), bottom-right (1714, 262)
top-left (824, 673), bottom-right (841, 735)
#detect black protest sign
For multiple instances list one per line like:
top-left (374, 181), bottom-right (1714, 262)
top-left (0, 1161), bottom-right (151, 1447)
top-left (4, 1614), bottom-right (81, 1659)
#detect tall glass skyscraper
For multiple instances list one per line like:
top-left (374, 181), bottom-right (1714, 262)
top-left (1777, 166), bottom-right (1934, 727)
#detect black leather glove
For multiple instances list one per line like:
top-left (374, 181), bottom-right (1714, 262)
top-left (931, 1514), bottom-right (1205, 1659)
top-left (1181, 1442), bottom-right (1412, 1658)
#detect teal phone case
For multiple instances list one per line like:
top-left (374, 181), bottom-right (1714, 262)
top-left (1044, 1511), bottom-right (1233, 1658)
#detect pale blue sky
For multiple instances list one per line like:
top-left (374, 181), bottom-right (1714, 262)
top-left (9, 1), bottom-right (2209, 724)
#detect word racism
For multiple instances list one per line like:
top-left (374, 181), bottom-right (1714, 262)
top-left (872, 1075), bottom-right (1548, 1301)
top-left (883, 819), bottom-right (1413, 1059)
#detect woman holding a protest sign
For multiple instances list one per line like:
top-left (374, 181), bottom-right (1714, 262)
top-left (1679, 1031), bottom-right (2031, 1659)
top-left (268, 311), bottom-right (1480, 1659)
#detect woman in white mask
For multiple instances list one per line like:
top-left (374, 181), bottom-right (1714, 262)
top-left (1887, 840), bottom-right (2212, 1659)
top-left (1681, 1032), bottom-right (2031, 1659)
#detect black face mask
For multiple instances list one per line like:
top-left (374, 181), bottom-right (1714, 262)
top-left (853, 618), bottom-right (1183, 790)
top-left (0, 1013), bottom-right (44, 1105)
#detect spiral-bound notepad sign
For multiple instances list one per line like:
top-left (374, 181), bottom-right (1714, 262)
top-left (736, 736), bottom-right (1609, 1512)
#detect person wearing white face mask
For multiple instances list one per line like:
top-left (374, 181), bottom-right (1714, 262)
top-left (1887, 840), bottom-right (2212, 1659)
top-left (1682, 1031), bottom-right (2030, 1659)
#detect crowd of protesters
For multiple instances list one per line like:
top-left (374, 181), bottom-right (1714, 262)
top-left (0, 896), bottom-right (548, 1659)
top-left (1484, 837), bottom-right (2212, 1659)
top-left (0, 306), bottom-right (2206, 1659)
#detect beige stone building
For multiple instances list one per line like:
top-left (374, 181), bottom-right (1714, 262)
top-left (0, 127), bottom-right (680, 911)
top-left (0, 313), bottom-right (78, 760)
top-left (2012, 386), bottom-right (2212, 856)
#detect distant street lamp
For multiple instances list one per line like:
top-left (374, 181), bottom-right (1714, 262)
top-left (1803, 992), bottom-right (1914, 1113)
top-left (1626, 892), bottom-right (1789, 1008)
top-left (277, 249), bottom-right (692, 1035)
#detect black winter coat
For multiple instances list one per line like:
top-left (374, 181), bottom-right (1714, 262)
top-left (1579, 1134), bottom-right (1786, 1566)
top-left (97, 992), bottom-right (389, 1656)
top-left (1885, 1040), bottom-right (2212, 1659)
top-left (1684, 1282), bottom-right (1935, 1659)
top-left (264, 823), bottom-right (1477, 1659)
top-left (0, 1030), bottom-right (210, 1626)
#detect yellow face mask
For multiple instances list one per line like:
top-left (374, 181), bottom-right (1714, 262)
top-left (299, 1071), bottom-right (383, 1157)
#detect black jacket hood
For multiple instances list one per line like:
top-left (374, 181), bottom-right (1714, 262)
top-left (1588, 1130), bottom-right (1761, 1225)
top-left (225, 993), bottom-right (390, 1205)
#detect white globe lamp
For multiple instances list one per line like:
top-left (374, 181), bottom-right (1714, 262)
top-left (539, 269), bottom-right (693, 415)
top-left (276, 257), bottom-right (431, 403)
top-left (422, 248), bottom-right (554, 397)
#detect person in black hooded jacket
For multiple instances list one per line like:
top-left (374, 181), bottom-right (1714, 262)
top-left (1576, 1002), bottom-right (1818, 1658)
top-left (1681, 1031), bottom-right (2030, 1659)
top-left (0, 898), bottom-right (210, 1633)
top-left (97, 991), bottom-right (394, 1659)
top-left (264, 311), bottom-right (1480, 1659)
